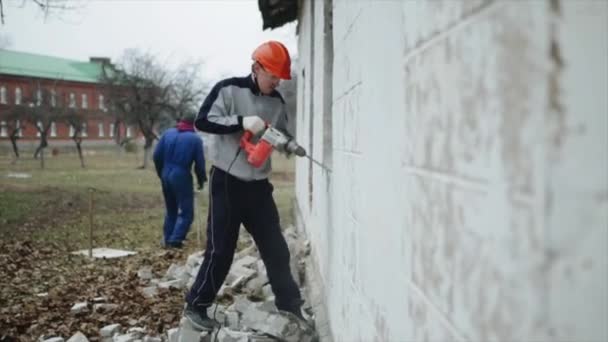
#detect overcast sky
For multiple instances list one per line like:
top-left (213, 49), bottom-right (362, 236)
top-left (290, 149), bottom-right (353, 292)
top-left (0, 0), bottom-right (298, 83)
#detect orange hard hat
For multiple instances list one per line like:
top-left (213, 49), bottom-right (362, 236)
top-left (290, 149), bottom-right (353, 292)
top-left (252, 40), bottom-right (292, 80)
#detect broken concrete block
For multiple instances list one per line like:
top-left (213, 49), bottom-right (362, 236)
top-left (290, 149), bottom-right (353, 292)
top-left (94, 304), bottom-right (118, 313)
top-left (70, 302), bottom-right (88, 314)
top-left (140, 286), bottom-right (158, 298)
top-left (100, 324), bottom-right (121, 337)
top-left (245, 273), bottom-right (269, 293)
top-left (189, 263), bottom-right (202, 278)
top-left (42, 337), bottom-right (64, 342)
top-left (186, 252), bottom-right (204, 268)
top-left (177, 317), bottom-right (207, 342)
top-left (142, 337), bottom-right (162, 342)
top-left (217, 328), bottom-right (250, 342)
top-left (225, 310), bottom-right (240, 330)
top-left (263, 314), bottom-right (290, 337)
top-left (166, 328), bottom-right (179, 342)
top-left (224, 266), bottom-right (256, 288)
top-left (66, 332), bottom-right (88, 342)
top-left (158, 279), bottom-right (183, 289)
top-left (241, 304), bottom-right (270, 331)
top-left (93, 296), bottom-right (108, 303)
top-left (256, 260), bottom-right (266, 274)
top-left (112, 333), bottom-right (137, 342)
top-left (262, 284), bottom-right (273, 298)
top-left (165, 264), bottom-right (187, 281)
top-left (126, 327), bottom-right (145, 338)
top-left (234, 245), bottom-right (255, 260)
top-left (279, 313), bottom-right (317, 342)
top-left (248, 336), bottom-right (276, 342)
top-left (232, 296), bottom-right (254, 314)
top-left (217, 284), bottom-right (231, 297)
top-left (258, 300), bottom-right (276, 314)
top-left (137, 266), bottom-right (153, 280)
top-left (234, 255), bottom-right (257, 269)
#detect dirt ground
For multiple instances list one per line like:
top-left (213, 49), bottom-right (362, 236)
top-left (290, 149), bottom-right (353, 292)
top-left (0, 148), bottom-right (295, 341)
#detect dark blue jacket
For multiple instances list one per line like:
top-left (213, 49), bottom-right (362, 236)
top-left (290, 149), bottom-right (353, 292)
top-left (153, 128), bottom-right (207, 186)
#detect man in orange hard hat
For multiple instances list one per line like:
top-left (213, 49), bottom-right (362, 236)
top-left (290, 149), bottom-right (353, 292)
top-left (183, 41), bottom-right (304, 331)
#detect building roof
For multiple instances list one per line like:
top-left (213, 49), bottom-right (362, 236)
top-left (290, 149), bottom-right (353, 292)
top-left (0, 49), bottom-right (106, 84)
top-left (258, 0), bottom-right (298, 30)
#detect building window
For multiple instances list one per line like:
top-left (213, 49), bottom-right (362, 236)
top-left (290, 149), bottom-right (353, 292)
top-left (50, 122), bottom-right (57, 137)
top-left (126, 126), bottom-right (132, 138)
top-left (81, 122), bottom-right (88, 137)
top-left (15, 87), bottom-right (22, 105)
top-left (51, 90), bottom-right (56, 107)
top-left (36, 121), bottom-right (42, 137)
top-left (69, 124), bottom-right (75, 137)
top-left (16, 120), bottom-right (22, 137)
top-left (36, 89), bottom-right (42, 106)
top-left (98, 122), bottom-right (104, 137)
top-left (98, 94), bottom-right (106, 110)
top-left (69, 93), bottom-right (76, 108)
top-left (0, 121), bottom-right (7, 137)
top-left (0, 86), bottom-right (6, 104)
top-left (109, 123), bottom-right (115, 137)
top-left (82, 94), bottom-right (88, 109)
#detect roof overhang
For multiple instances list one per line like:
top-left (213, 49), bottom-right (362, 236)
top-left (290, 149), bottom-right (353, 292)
top-left (258, 0), bottom-right (298, 30)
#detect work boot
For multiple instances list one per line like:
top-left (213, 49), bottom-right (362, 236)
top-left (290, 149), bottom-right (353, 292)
top-left (183, 304), bottom-right (220, 331)
top-left (166, 241), bottom-right (183, 249)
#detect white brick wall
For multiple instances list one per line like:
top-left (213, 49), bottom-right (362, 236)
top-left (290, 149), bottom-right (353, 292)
top-left (295, 1), bottom-right (608, 341)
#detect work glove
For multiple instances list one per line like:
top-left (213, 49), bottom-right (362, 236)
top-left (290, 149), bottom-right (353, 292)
top-left (242, 115), bottom-right (265, 135)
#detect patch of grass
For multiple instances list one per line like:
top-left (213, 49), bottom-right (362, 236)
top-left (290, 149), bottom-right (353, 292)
top-left (0, 191), bottom-right (44, 227)
top-left (0, 149), bottom-right (295, 252)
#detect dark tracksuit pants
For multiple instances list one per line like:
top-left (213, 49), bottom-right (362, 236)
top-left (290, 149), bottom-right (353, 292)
top-left (186, 166), bottom-right (302, 312)
top-left (161, 165), bottom-right (194, 244)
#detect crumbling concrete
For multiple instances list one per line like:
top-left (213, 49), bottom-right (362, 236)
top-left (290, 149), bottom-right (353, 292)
top-left (173, 226), bottom-right (318, 341)
top-left (66, 332), bottom-right (88, 342)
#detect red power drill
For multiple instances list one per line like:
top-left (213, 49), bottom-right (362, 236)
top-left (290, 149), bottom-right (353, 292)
top-left (239, 126), bottom-right (306, 168)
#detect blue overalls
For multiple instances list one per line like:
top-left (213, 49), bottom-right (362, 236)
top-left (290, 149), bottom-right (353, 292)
top-left (153, 127), bottom-right (206, 245)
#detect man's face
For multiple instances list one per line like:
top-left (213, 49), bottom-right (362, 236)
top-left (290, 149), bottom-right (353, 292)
top-left (254, 63), bottom-right (281, 95)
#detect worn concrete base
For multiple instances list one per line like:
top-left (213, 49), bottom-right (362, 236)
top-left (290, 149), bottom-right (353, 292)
top-left (71, 248), bottom-right (137, 259)
top-left (294, 199), bottom-right (334, 342)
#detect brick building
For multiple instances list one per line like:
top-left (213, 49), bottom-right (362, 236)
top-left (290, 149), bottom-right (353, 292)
top-left (0, 49), bottom-right (138, 149)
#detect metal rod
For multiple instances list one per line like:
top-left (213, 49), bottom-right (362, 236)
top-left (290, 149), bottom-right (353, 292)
top-left (88, 188), bottom-right (94, 258)
top-left (306, 155), bottom-right (332, 173)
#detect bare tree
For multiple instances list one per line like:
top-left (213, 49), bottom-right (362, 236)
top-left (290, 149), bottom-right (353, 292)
top-left (1, 0), bottom-right (83, 25)
top-left (100, 50), bottom-right (207, 169)
top-left (3, 107), bottom-right (25, 161)
top-left (19, 82), bottom-right (61, 169)
top-left (63, 109), bottom-right (86, 168)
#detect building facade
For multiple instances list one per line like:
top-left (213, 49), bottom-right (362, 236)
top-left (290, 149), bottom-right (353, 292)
top-left (260, 1), bottom-right (608, 341)
top-left (0, 50), bottom-right (136, 149)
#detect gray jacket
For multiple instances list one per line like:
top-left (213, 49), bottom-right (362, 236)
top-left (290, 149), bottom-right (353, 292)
top-left (194, 74), bottom-right (289, 181)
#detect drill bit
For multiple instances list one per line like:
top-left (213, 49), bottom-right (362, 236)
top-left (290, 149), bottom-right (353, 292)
top-left (305, 155), bottom-right (332, 173)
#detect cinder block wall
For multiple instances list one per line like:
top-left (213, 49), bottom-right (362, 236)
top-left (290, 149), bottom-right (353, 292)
top-left (294, 1), bottom-right (608, 341)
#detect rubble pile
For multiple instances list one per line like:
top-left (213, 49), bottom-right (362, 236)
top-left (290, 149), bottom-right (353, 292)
top-left (39, 227), bottom-right (317, 342)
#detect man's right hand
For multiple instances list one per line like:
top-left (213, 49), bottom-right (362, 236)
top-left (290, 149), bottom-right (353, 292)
top-left (242, 116), bottom-right (265, 134)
